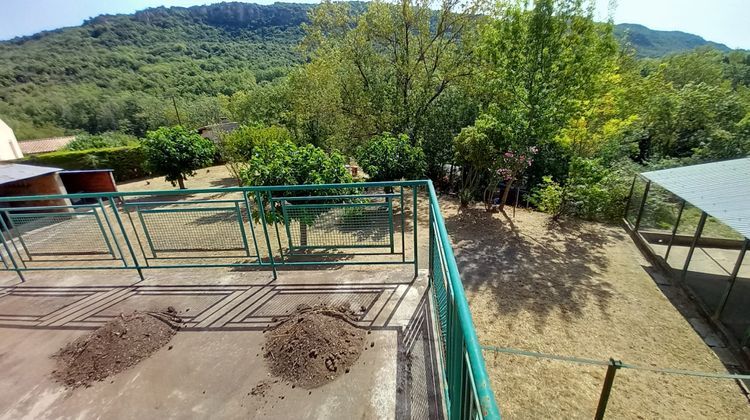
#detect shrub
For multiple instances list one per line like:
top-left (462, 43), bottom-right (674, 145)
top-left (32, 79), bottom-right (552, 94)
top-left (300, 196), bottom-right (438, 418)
top-left (529, 176), bottom-right (564, 216)
top-left (356, 133), bottom-right (426, 182)
top-left (64, 132), bottom-right (139, 151)
top-left (531, 158), bottom-right (633, 223)
top-left (23, 145), bottom-right (148, 181)
top-left (239, 139), bottom-right (353, 236)
top-left (142, 126), bottom-right (215, 189)
top-left (218, 124), bottom-right (294, 184)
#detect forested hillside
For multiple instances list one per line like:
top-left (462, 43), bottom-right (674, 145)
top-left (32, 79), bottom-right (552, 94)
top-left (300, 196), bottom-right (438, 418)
top-left (615, 23), bottom-right (731, 58)
top-left (0, 1), bottom-right (739, 140)
top-left (0, 2), bottom-right (314, 139)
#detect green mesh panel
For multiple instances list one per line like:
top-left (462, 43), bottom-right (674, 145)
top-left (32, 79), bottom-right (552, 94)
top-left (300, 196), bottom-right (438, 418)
top-left (283, 202), bottom-right (393, 249)
top-left (9, 211), bottom-right (112, 257)
top-left (138, 207), bottom-right (246, 253)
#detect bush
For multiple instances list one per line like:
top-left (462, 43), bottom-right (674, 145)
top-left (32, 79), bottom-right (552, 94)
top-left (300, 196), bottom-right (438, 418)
top-left (529, 176), bottom-right (564, 216)
top-left (531, 158), bottom-right (633, 223)
top-left (142, 126), bottom-right (215, 189)
top-left (23, 145), bottom-right (148, 181)
top-left (240, 139), bottom-right (352, 189)
top-left (218, 124), bottom-right (294, 184)
top-left (64, 132), bottom-right (139, 151)
top-left (356, 133), bottom-right (426, 181)
top-left (240, 139), bottom-right (353, 232)
top-left (219, 124), bottom-right (294, 162)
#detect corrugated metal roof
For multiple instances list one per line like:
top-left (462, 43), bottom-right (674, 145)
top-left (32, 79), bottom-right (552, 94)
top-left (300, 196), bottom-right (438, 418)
top-left (0, 163), bottom-right (61, 186)
top-left (18, 136), bottom-right (75, 154)
top-left (641, 158), bottom-right (750, 240)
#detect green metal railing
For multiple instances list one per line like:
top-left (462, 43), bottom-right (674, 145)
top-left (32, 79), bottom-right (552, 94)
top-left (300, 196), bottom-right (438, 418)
top-left (0, 180), bottom-right (500, 419)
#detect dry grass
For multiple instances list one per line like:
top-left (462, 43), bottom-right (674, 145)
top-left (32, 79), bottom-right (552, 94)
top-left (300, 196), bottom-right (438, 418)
top-left (440, 199), bottom-right (749, 419)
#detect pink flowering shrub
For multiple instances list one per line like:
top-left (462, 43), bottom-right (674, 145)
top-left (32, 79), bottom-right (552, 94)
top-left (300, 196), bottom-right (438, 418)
top-left (484, 145), bottom-right (538, 211)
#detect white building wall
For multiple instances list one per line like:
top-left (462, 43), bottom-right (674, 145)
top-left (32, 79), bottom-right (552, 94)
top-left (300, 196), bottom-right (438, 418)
top-left (0, 119), bottom-right (23, 161)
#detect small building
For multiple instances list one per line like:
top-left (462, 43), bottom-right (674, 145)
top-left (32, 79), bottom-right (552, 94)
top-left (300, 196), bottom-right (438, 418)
top-left (198, 121), bottom-right (239, 143)
top-left (0, 119), bottom-right (24, 161)
top-left (0, 163), bottom-right (69, 208)
top-left (18, 136), bottom-right (75, 155)
top-left (0, 164), bottom-right (118, 209)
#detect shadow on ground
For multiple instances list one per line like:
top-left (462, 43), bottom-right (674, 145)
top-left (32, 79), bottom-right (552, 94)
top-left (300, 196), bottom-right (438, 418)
top-left (444, 205), bottom-right (623, 330)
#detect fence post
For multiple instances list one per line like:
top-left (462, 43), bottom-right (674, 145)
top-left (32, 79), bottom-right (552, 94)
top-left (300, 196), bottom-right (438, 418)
top-left (623, 175), bottom-right (637, 219)
top-left (0, 216), bottom-right (24, 282)
top-left (107, 195), bottom-right (144, 281)
top-left (255, 191), bottom-right (277, 280)
top-left (664, 200), bottom-right (686, 261)
top-left (681, 211), bottom-right (707, 282)
top-left (595, 358), bottom-right (622, 420)
top-left (413, 186), bottom-right (419, 278)
top-left (714, 239), bottom-right (749, 319)
top-left (633, 180), bottom-right (651, 231)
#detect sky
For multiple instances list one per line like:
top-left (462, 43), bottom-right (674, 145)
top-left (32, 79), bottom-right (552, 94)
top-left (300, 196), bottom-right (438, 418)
top-left (0, 0), bottom-right (748, 49)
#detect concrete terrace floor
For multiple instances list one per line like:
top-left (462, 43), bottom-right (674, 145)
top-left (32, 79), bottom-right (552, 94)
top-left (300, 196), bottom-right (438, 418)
top-left (0, 266), bottom-right (441, 419)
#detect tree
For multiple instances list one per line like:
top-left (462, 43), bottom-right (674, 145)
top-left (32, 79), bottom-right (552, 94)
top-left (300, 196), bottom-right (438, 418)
top-left (357, 132), bottom-right (426, 182)
top-left (291, 0), bottom-right (480, 151)
top-left (218, 124), bottom-right (294, 184)
top-left (475, 0), bottom-right (618, 185)
top-left (240, 139), bottom-right (353, 245)
top-left (142, 126), bottom-right (215, 189)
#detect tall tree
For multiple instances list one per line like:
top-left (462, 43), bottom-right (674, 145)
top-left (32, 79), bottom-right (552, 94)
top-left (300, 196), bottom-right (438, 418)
top-left (291, 0), bottom-right (480, 151)
top-left (471, 0), bottom-right (618, 198)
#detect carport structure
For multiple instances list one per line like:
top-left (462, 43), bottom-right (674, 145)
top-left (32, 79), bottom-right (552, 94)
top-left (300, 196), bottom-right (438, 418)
top-left (624, 158), bottom-right (750, 354)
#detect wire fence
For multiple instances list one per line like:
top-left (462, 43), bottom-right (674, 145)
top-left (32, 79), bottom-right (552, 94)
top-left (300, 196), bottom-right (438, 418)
top-left (482, 345), bottom-right (750, 419)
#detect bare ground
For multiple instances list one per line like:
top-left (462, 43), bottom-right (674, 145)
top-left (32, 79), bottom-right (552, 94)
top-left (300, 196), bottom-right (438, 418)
top-left (442, 200), bottom-right (749, 419)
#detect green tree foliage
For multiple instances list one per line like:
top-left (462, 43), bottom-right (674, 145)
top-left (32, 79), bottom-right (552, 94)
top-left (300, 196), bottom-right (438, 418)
top-left (289, 0), bottom-right (479, 151)
top-left (240, 139), bottom-right (351, 189)
top-left (64, 132), bottom-right (139, 151)
top-left (239, 139), bottom-right (353, 243)
top-left (0, 2), bottom-right (309, 139)
top-left (474, 0), bottom-right (618, 185)
top-left (142, 126), bottom-right (215, 189)
top-left (356, 133), bottom-right (426, 182)
top-left (218, 124), bottom-right (294, 184)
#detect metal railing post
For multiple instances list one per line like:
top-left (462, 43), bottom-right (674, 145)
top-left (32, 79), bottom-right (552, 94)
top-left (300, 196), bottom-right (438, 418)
top-left (413, 186), bottom-right (419, 277)
top-left (681, 211), bottom-right (707, 282)
top-left (0, 216), bottom-right (24, 282)
top-left (714, 239), bottom-right (749, 319)
top-left (664, 200), bottom-right (685, 261)
top-left (108, 195), bottom-right (144, 281)
top-left (595, 358), bottom-right (622, 420)
top-left (255, 191), bottom-right (277, 280)
top-left (633, 180), bottom-right (651, 231)
top-left (623, 175), bottom-right (637, 219)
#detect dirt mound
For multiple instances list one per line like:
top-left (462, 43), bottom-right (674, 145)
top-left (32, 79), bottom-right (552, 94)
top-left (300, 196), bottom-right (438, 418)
top-left (52, 310), bottom-right (180, 388)
top-left (264, 305), bottom-right (366, 389)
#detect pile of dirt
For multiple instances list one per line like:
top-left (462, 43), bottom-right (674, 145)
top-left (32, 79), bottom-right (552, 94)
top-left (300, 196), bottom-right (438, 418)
top-left (52, 309), bottom-right (180, 388)
top-left (264, 305), bottom-right (366, 388)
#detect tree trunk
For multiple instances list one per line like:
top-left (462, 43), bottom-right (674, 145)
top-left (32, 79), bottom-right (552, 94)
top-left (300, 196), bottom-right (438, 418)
top-left (498, 181), bottom-right (513, 212)
top-left (177, 177), bottom-right (186, 190)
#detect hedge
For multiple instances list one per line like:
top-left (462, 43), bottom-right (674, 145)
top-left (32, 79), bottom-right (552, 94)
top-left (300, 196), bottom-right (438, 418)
top-left (23, 145), bottom-right (150, 182)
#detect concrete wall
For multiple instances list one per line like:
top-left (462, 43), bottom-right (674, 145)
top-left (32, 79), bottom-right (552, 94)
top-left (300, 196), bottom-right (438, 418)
top-left (0, 119), bottom-right (23, 161)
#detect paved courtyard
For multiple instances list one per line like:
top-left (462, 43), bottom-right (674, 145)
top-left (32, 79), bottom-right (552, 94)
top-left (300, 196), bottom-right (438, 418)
top-left (0, 267), bottom-right (443, 419)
